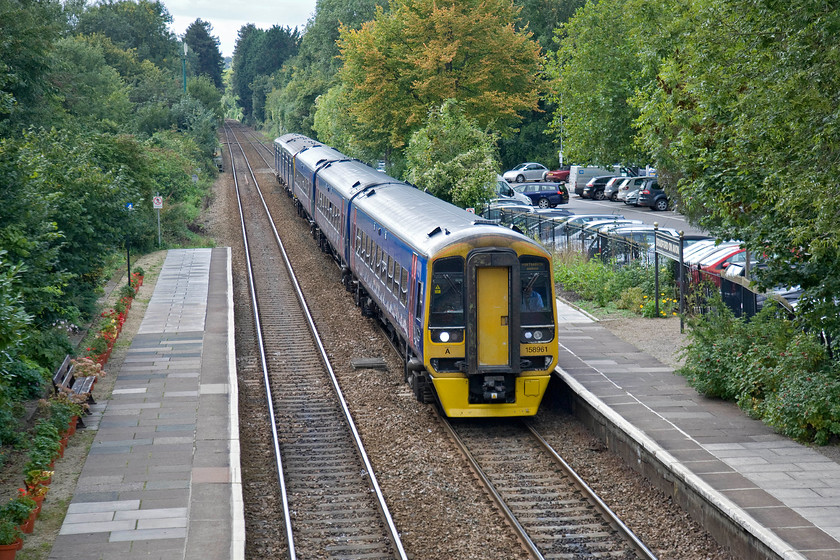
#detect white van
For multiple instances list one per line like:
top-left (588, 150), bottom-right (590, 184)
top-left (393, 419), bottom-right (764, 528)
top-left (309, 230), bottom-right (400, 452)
top-left (494, 175), bottom-right (532, 205)
top-left (568, 166), bottom-right (615, 196)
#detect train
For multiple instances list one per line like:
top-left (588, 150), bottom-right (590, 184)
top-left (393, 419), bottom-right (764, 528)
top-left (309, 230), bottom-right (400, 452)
top-left (274, 133), bottom-right (558, 417)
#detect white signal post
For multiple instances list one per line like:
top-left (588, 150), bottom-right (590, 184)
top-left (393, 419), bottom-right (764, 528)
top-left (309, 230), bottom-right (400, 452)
top-left (153, 195), bottom-right (163, 246)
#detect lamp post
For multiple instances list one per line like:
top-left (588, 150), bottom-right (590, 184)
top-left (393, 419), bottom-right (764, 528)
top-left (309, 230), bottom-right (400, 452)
top-left (182, 43), bottom-right (188, 92)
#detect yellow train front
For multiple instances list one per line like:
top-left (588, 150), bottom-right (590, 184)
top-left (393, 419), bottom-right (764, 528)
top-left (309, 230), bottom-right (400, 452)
top-left (412, 233), bottom-right (558, 417)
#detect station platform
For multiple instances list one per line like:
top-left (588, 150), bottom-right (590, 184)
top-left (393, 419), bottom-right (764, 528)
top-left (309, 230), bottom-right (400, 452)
top-left (50, 248), bottom-right (243, 560)
top-left (49, 249), bottom-right (839, 559)
top-left (553, 299), bottom-right (840, 560)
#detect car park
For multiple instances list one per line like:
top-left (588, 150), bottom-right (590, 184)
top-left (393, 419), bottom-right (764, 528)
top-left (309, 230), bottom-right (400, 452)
top-left (513, 182), bottom-right (570, 208)
top-left (503, 162), bottom-right (549, 183)
top-left (581, 175), bottom-right (618, 200)
top-left (636, 179), bottom-right (669, 211)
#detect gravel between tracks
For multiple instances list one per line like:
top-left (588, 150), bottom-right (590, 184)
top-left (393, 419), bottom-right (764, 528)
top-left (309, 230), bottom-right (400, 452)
top-left (206, 128), bottom-right (734, 559)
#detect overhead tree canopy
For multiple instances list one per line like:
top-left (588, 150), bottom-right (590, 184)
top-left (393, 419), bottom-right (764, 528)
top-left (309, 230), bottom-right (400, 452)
top-left (75, 0), bottom-right (179, 71)
top-left (331, 0), bottom-right (543, 156)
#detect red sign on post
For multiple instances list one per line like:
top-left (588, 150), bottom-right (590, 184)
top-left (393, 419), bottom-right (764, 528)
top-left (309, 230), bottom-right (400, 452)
top-left (153, 196), bottom-right (163, 209)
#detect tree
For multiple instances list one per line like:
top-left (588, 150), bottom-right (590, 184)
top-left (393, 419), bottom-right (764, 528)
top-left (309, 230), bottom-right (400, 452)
top-left (184, 19), bottom-right (223, 89)
top-left (630, 0), bottom-right (840, 340)
top-left (334, 0), bottom-right (543, 155)
top-left (545, 0), bottom-right (649, 167)
top-left (48, 35), bottom-right (133, 131)
top-left (230, 24), bottom-right (299, 121)
top-left (187, 75), bottom-right (223, 120)
top-left (405, 99), bottom-right (499, 208)
top-left (265, 0), bottom-right (387, 136)
top-left (0, 0), bottom-right (64, 135)
top-left (75, 0), bottom-right (179, 71)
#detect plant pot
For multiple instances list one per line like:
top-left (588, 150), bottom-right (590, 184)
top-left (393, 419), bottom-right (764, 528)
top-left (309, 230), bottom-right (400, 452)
top-left (19, 512), bottom-right (35, 534)
top-left (0, 539), bottom-right (21, 558)
top-left (31, 495), bottom-right (44, 515)
top-left (68, 416), bottom-right (78, 436)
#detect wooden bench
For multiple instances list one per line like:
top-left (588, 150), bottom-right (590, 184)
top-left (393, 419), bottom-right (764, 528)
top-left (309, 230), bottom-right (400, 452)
top-left (52, 355), bottom-right (97, 415)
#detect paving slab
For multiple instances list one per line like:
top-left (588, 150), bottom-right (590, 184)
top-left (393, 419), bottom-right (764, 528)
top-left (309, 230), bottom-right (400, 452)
top-left (554, 306), bottom-right (840, 559)
top-left (51, 248), bottom-right (243, 560)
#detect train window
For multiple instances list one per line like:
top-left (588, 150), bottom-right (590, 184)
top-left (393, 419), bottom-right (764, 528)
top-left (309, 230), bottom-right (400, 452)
top-left (355, 228), bottom-right (362, 255)
top-left (520, 256), bottom-right (554, 324)
top-left (374, 246), bottom-right (381, 272)
top-left (380, 251), bottom-right (388, 281)
top-left (387, 256), bottom-right (394, 282)
top-left (400, 268), bottom-right (408, 306)
top-left (429, 257), bottom-right (465, 327)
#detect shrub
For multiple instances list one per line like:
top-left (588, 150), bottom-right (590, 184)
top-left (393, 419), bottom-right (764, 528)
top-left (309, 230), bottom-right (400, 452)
top-left (0, 518), bottom-right (22, 546)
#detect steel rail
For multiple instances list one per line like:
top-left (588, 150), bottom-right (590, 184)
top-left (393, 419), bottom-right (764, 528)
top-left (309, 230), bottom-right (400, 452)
top-left (523, 421), bottom-right (659, 560)
top-left (223, 123), bottom-right (297, 558)
top-left (226, 122), bottom-right (408, 560)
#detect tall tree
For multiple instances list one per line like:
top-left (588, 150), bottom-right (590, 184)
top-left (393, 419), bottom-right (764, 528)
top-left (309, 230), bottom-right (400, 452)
top-left (332, 0), bottom-right (543, 156)
top-left (631, 0), bottom-right (840, 339)
top-left (545, 0), bottom-right (649, 167)
top-left (184, 19), bottom-right (224, 89)
top-left (0, 0), bottom-right (64, 135)
top-left (75, 0), bottom-right (179, 70)
top-left (231, 24), bottom-right (299, 121)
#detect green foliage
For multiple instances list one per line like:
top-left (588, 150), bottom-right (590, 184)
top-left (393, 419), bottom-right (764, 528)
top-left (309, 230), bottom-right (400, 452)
top-left (231, 24), bottom-right (300, 121)
top-left (404, 100), bottom-right (499, 208)
top-left (74, 0), bottom-right (180, 70)
top-left (333, 0), bottom-right (543, 156)
top-left (0, 517), bottom-right (22, 546)
top-left (184, 19), bottom-right (224, 89)
top-left (677, 295), bottom-right (840, 443)
top-left (1, 494), bottom-right (35, 525)
top-left (545, 0), bottom-right (649, 166)
top-left (265, 0), bottom-right (386, 136)
top-left (0, 0), bottom-right (64, 136)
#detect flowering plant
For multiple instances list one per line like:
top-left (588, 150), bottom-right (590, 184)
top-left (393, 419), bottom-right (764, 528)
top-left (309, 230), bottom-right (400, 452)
top-left (24, 484), bottom-right (48, 498)
top-left (71, 357), bottom-right (103, 378)
top-left (0, 494), bottom-right (36, 525)
top-left (24, 470), bottom-right (53, 489)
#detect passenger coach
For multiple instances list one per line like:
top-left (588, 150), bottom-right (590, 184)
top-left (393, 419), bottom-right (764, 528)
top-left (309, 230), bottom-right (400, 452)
top-left (274, 134), bottom-right (558, 417)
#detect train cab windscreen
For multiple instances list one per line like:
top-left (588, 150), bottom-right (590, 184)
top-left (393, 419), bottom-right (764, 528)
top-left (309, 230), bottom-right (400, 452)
top-left (520, 256), bottom-right (554, 326)
top-left (429, 257), bottom-right (465, 333)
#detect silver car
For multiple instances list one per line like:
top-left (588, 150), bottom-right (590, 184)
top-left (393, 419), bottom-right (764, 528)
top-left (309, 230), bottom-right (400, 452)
top-left (503, 162), bottom-right (549, 183)
top-left (616, 176), bottom-right (655, 202)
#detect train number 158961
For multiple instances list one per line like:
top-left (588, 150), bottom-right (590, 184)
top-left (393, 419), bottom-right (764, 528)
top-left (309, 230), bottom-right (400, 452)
top-left (524, 345), bottom-right (549, 354)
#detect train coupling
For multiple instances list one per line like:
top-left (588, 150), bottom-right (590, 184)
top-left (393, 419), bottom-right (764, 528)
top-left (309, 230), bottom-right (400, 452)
top-left (482, 375), bottom-right (509, 402)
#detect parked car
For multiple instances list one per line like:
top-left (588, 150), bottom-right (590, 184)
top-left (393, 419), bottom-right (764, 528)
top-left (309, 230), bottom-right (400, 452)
top-left (544, 168), bottom-right (571, 183)
top-left (513, 182), bottom-right (570, 207)
top-left (616, 176), bottom-right (655, 202)
top-left (636, 179), bottom-right (669, 211)
top-left (493, 175), bottom-right (532, 205)
top-left (581, 175), bottom-right (618, 200)
top-left (602, 176), bottom-right (628, 201)
top-left (503, 162), bottom-right (549, 183)
top-left (624, 188), bottom-right (641, 206)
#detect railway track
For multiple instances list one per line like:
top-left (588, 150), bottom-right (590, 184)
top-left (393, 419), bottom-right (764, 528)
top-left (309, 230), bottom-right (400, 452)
top-left (442, 416), bottom-right (657, 560)
top-left (223, 122), bottom-right (407, 560)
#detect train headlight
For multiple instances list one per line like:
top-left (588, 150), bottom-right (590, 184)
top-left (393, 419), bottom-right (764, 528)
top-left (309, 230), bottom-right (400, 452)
top-left (533, 330), bottom-right (543, 341)
top-left (439, 331), bottom-right (450, 343)
top-left (431, 329), bottom-right (464, 343)
top-left (524, 331), bottom-right (533, 340)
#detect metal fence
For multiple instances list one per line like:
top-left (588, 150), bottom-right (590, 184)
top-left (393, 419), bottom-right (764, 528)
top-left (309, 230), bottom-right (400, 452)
top-left (491, 208), bottom-right (797, 321)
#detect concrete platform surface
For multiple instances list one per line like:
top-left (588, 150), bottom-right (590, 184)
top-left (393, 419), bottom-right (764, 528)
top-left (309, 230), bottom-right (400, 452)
top-left (51, 248), bottom-right (243, 560)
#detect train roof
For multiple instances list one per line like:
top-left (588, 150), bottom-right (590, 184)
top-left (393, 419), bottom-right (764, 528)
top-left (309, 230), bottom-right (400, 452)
top-left (352, 177), bottom-right (541, 257)
top-left (294, 143), bottom-right (347, 171)
top-left (274, 134), bottom-right (322, 155)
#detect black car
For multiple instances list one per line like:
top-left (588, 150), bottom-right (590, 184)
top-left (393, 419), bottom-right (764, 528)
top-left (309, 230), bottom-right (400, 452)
top-left (513, 182), bottom-right (570, 208)
top-left (636, 179), bottom-right (669, 211)
top-left (581, 175), bottom-right (617, 200)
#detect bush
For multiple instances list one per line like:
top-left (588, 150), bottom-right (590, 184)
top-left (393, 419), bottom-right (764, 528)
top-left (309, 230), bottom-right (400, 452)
top-left (677, 293), bottom-right (840, 443)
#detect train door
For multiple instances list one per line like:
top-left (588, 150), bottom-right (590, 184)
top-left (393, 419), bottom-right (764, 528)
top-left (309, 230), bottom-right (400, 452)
top-left (465, 249), bottom-right (520, 375)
